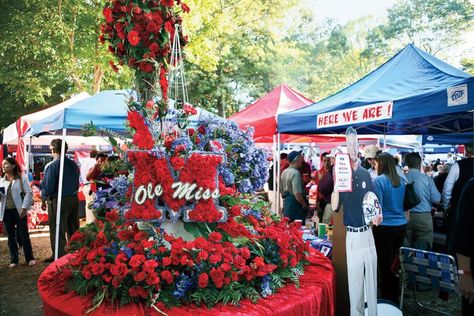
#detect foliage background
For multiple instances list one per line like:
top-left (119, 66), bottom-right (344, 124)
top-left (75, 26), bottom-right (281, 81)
top-left (0, 0), bottom-right (473, 128)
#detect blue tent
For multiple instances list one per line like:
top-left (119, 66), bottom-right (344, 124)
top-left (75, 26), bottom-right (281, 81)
top-left (278, 44), bottom-right (474, 135)
top-left (29, 90), bottom-right (221, 136)
top-left (422, 132), bottom-right (473, 145)
top-left (30, 90), bottom-right (130, 135)
top-left (423, 145), bottom-right (458, 154)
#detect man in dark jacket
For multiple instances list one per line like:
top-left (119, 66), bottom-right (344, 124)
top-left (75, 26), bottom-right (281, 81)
top-left (41, 139), bottom-right (80, 261)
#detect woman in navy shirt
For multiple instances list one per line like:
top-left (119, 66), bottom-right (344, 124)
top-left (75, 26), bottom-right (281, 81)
top-left (372, 152), bottom-right (407, 305)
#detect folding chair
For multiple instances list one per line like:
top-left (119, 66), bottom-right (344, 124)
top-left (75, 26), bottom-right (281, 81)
top-left (399, 246), bottom-right (459, 315)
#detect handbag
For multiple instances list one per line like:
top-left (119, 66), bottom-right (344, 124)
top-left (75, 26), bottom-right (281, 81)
top-left (403, 180), bottom-right (421, 211)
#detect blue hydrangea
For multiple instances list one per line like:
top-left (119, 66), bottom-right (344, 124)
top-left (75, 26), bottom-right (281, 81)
top-left (197, 120), bottom-right (270, 193)
top-left (120, 246), bottom-right (133, 258)
top-left (110, 175), bottom-right (131, 197)
top-left (173, 274), bottom-right (195, 299)
top-left (241, 208), bottom-right (262, 220)
top-left (261, 275), bottom-right (272, 297)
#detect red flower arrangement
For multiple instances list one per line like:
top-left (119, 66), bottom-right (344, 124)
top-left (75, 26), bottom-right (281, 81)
top-left (100, 0), bottom-right (189, 101)
top-left (127, 110), bottom-right (154, 149)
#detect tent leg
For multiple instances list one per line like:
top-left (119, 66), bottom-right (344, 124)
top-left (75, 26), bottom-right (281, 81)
top-left (276, 133), bottom-right (281, 215)
top-left (54, 128), bottom-right (67, 260)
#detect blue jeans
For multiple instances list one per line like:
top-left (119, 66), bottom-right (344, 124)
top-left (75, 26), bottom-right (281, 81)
top-left (3, 208), bottom-right (34, 264)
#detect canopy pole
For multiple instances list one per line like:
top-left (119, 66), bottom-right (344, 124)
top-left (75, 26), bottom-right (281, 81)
top-left (26, 135), bottom-right (32, 174)
top-left (276, 133), bottom-right (281, 215)
top-left (272, 134), bottom-right (277, 214)
top-left (54, 128), bottom-right (67, 260)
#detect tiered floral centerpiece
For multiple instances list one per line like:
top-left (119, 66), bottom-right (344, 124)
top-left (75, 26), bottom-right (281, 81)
top-left (54, 0), bottom-right (309, 313)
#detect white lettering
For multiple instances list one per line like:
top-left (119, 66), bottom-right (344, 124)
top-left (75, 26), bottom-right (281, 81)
top-left (202, 188), bottom-right (211, 200)
top-left (211, 189), bottom-right (220, 199)
top-left (135, 186), bottom-right (147, 205)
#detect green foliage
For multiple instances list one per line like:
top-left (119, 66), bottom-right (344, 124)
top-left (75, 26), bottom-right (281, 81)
top-left (189, 282), bottom-right (260, 308)
top-left (382, 0), bottom-right (474, 54)
top-left (1, 0), bottom-right (472, 126)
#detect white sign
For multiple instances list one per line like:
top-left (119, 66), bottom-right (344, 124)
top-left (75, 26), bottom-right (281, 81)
top-left (447, 84), bottom-right (468, 107)
top-left (316, 101), bottom-right (393, 129)
top-left (334, 153), bottom-right (352, 192)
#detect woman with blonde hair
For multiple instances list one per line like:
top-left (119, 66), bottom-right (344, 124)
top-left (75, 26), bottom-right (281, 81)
top-left (0, 157), bottom-right (35, 267)
top-left (372, 152), bottom-right (407, 305)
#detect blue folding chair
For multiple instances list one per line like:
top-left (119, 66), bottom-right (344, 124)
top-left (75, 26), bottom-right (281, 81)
top-left (399, 247), bottom-right (459, 315)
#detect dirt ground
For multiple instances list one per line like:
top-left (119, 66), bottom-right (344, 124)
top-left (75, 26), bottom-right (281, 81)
top-left (0, 231), bottom-right (462, 316)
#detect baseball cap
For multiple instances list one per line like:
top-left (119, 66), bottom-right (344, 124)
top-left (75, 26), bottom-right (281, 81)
top-left (287, 150), bottom-right (303, 163)
top-left (364, 145), bottom-right (380, 159)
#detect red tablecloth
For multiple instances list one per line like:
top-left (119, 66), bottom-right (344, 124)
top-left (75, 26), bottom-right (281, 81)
top-left (38, 251), bottom-right (335, 316)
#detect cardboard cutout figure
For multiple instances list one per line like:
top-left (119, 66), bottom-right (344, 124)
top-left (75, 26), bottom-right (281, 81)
top-left (332, 127), bottom-right (379, 316)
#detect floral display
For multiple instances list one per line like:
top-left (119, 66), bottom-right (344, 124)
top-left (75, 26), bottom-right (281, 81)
top-left (100, 0), bottom-right (189, 100)
top-left (52, 0), bottom-right (311, 313)
top-left (65, 197), bottom-right (307, 311)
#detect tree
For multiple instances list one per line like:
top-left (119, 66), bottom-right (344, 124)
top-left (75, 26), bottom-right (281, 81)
top-left (382, 0), bottom-right (474, 55)
top-left (0, 0), bottom-right (132, 128)
top-left (182, 0), bottom-right (300, 116)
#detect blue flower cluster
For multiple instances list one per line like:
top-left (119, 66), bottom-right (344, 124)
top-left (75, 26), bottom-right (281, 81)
top-left (241, 208), bottom-right (262, 220)
top-left (110, 175), bottom-right (130, 197)
top-left (260, 275), bottom-right (272, 297)
top-left (92, 188), bottom-right (109, 210)
top-left (198, 120), bottom-right (270, 193)
top-left (173, 273), bottom-right (197, 299)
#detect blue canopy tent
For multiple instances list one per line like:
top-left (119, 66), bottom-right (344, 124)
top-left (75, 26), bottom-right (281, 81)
top-left (29, 90), bottom-right (220, 136)
top-left (422, 145), bottom-right (458, 154)
top-left (278, 44), bottom-right (474, 135)
top-left (422, 133), bottom-right (473, 145)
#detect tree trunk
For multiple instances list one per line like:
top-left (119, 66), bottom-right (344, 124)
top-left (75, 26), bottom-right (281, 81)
top-left (93, 64), bottom-right (104, 94)
top-left (216, 65), bottom-right (226, 117)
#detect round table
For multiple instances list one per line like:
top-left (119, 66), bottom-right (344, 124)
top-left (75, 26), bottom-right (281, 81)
top-left (38, 250), bottom-right (335, 316)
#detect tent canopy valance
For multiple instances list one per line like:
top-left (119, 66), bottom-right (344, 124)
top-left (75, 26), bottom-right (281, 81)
top-left (28, 90), bottom-right (221, 136)
top-left (277, 44), bottom-right (473, 135)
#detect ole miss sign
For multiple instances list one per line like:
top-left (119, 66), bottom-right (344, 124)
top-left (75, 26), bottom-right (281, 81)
top-left (125, 150), bottom-right (227, 223)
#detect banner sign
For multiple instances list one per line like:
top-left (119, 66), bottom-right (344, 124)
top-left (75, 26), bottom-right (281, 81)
top-left (126, 150), bottom-right (227, 223)
top-left (334, 153), bottom-right (352, 192)
top-left (316, 101), bottom-right (393, 129)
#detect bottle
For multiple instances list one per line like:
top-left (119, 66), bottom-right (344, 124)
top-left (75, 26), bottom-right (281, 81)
top-left (327, 225), bottom-right (333, 241)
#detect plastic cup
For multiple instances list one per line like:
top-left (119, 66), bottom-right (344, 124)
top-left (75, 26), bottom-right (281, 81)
top-left (318, 223), bottom-right (327, 237)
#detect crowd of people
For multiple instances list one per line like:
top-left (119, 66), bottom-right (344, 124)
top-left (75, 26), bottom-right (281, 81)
top-left (1, 136), bottom-right (473, 314)
top-left (0, 139), bottom-right (115, 265)
top-left (274, 140), bottom-right (473, 314)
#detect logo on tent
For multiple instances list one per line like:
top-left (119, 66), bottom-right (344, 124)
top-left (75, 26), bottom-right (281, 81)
top-left (447, 84), bottom-right (467, 107)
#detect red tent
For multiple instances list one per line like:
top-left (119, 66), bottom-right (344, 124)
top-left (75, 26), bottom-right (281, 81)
top-left (228, 84), bottom-right (314, 138)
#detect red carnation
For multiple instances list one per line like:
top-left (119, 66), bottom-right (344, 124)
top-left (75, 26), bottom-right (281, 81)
top-left (197, 125), bottom-right (206, 135)
top-left (161, 270), bottom-right (174, 284)
top-left (162, 256), bottom-right (172, 267)
top-left (147, 22), bottom-right (160, 34)
top-left (208, 231), bottom-right (222, 243)
top-left (103, 7), bottom-right (113, 23)
top-left (146, 100), bottom-right (155, 109)
top-left (210, 267), bottom-right (224, 288)
top-left (183, 104), bottom-right (197, 115)
top-left (148, 43), bottom-right (160, 54)
top-left (105, 210), bottom-right (120, 222)
top-left (198, 273), bottom-right (209, 288)
top-left (161, 0), bottom-right (174, 7)
top-left (164, 21), bottom-right (174, 33)
top-left (127, 30), bottom-right (140, 46)
top-left (139, 62), bottom-right (154, 73)
top-left (181, 3), bottom-right (190, 13)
